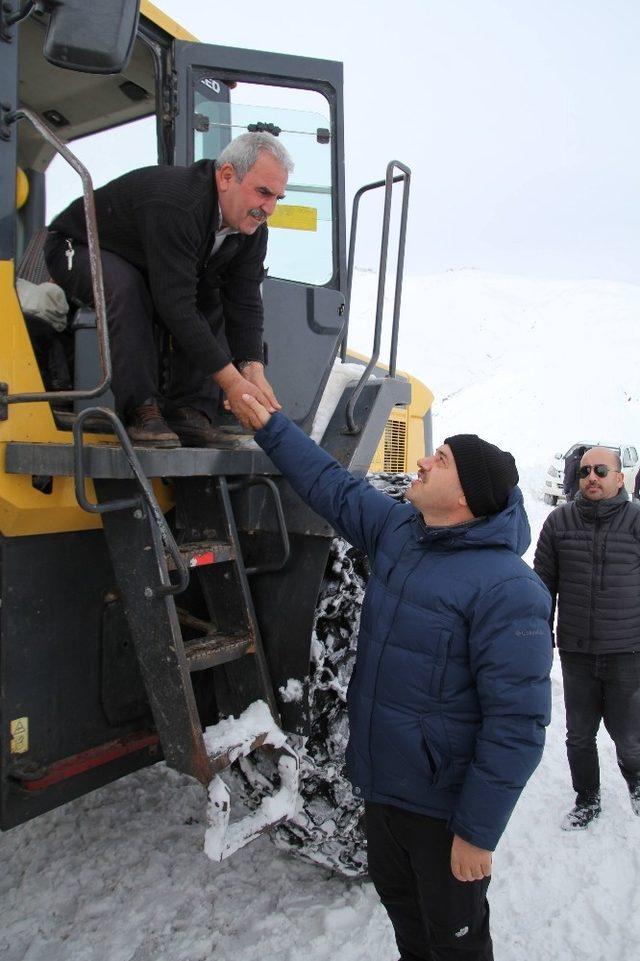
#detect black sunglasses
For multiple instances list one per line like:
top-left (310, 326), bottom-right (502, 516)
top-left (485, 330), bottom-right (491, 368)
top-left (578, 464), bottom-right (620, 479)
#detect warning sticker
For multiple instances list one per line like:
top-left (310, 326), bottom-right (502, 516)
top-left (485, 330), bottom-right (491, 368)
top-left (10, 717), bottom-right (29, 754)
top-left (268, 205), bottom-right (318, 232)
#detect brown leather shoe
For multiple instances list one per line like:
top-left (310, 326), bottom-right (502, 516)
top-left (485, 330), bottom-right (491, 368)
top-left (126, 400), bottom-right (181, 448)
top-left (165, 406), bottom-right (219, 447)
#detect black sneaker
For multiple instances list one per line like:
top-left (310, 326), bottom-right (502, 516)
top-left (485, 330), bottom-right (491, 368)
top-left (629, 780), bottom-right (640, 817)
top-left (165, 406), bottom-right (218, 447)
top-left (126, 400), bottom-right (181, 448)
top-left (561, 792), bottom-right (601, 831)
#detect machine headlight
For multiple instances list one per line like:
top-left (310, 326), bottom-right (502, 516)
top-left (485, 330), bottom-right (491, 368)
top-left (548, 466), bottom-right (560, 478)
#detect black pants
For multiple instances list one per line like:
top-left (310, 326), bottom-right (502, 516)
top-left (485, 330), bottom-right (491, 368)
top-left (365, 803), bottom-right (493, 961)
top-left (44, 233), bottom-right (218, 419)
top-left (560, 650), bottom-right (640, 796)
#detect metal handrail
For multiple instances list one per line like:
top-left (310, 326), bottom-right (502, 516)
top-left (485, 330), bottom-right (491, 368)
top-left (72, 407), bottom-right (190, 597)
top-left (340, 160), bottom-right (411, 434)
top-left (5, 108), bottom-right (112, 409)
top-left (227, 476), bottom-right (291, 576)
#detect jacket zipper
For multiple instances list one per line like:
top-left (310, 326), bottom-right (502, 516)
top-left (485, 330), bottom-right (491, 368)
top-left (588, 514), bottom-right (600, 650)
top-left (600, 537), bottom-right (607, 592)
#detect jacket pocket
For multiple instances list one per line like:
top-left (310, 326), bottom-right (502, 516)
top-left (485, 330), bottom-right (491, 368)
top-left (427, 630), bottom-right (453, 699)
top-left (420, 714), bottom-right (468, 791)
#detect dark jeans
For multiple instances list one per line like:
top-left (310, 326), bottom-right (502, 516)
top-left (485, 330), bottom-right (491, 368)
top-left (560, 650), bottom-right (640, 796)
top-left (44, 233), bottom-right (218, 420)
top-left (365, 803), bottom-right (493, 961)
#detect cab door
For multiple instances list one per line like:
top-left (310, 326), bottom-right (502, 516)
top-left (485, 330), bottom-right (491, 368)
top-left (173, 42), bottom-right (347, 430)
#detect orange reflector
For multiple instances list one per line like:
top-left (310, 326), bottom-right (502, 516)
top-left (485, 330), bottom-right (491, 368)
top-left (190, 551), bottom-right (215, 567)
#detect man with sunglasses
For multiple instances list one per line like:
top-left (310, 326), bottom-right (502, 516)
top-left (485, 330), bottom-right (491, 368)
top-left (534, 447), bottom-right (640, 829)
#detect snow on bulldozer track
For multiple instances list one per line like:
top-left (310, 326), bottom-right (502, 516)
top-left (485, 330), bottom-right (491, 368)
top-left (2, 269), bottom-right (640, 961)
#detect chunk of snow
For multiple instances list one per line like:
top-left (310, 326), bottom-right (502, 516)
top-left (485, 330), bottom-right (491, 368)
top-left (279, 678), bottom-right (304, 703)
top-left (310, 360), bottom-right (377, 442)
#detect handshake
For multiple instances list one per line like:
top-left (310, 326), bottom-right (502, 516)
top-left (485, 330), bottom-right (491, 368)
top-left (215, 360), bottom-right (279, 430)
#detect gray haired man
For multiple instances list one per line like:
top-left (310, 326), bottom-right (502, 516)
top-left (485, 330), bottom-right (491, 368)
top-left (45, 132), bottom-right (293, 445)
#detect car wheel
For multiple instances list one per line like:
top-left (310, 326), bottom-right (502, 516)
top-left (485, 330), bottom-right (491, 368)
top-left (543, 493), bottom-right (558, 506)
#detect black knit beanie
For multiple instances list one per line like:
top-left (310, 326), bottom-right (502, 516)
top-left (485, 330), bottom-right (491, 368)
top-left (444, 433), bottom-right (519, 518)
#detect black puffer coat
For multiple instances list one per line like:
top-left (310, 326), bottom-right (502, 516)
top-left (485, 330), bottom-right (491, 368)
top-left (534, 490), bottom-right (640, 653)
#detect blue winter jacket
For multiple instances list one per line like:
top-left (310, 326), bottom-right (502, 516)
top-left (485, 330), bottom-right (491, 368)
top-left (255, 413), bottom-right (553, 851)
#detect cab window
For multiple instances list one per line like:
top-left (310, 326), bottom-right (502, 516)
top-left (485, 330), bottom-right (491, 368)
top-left (193, 77), bottom-right (333, 287)
top-left (45, 116), bottom-right (158, 221)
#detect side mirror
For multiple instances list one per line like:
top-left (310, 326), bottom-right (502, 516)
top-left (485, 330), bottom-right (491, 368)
top-left (554, 452), bottom-right (563, 460)
top-left (44, 0), bottom-right (140, 75)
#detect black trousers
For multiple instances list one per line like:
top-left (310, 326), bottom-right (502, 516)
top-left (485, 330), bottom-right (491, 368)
top-left (365, 803), bottom-right (493, 961)
top-left (44, 233), bottom-right (218, 419)
top-left (560, 650), bottom-right (640, 796)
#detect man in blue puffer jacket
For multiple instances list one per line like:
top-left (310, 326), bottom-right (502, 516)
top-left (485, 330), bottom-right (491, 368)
top-left (243, 395), bottom-right (552, 961)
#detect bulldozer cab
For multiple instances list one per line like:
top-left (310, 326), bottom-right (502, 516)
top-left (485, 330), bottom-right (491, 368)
top-left (0, 1), bottom-right (432, 868)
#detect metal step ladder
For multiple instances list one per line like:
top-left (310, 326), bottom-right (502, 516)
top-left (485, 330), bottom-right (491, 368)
top-left (72, 408), bottom-right (299, 857)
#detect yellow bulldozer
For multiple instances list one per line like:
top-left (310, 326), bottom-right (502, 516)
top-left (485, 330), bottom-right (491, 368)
top-left (0, 0), bottom-right (433, 875)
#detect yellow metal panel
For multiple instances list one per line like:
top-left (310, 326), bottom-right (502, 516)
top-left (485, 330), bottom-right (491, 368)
top-left (0, 261), bottom-right (174, 535)
top-left (371, 409), bottom-right (407, 473)
top-left (345, 349), bottom-right (433, 470)
top-left (140, 2), bottom-right (199, 41)
top-left (268, 205), bottom-right (318, 232)
top-left (16, 167), bottom-right (29, 209)
top-left (10, 717), bottom-right (29, 754)
top-left (383, 414), bottom-right (408, 473)
top-left (369, 440), bottom-right (384, 473)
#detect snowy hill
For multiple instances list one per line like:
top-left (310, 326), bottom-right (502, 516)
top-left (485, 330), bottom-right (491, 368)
top-left (348, 267), bottom-right (640, 457)
top-left (348, 267), bottom-right (640, 565)
top-left (2, 271), bottom-right (639, 961)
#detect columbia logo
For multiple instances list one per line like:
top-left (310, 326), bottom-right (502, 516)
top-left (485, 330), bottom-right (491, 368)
top-left (454, 926), bottom-right (469, 938)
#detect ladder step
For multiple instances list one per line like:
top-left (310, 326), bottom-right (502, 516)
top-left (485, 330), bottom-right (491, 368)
top-left (176, 608), bottom-right (254, 671)
top-left (208, 730), bottom-right (269, 775)
top-left (183, 633), bottom-right (253, 671)
top-left (203, 701), bottom-right (285, 774)
top-left (167, 541), bottom-right (235, 570)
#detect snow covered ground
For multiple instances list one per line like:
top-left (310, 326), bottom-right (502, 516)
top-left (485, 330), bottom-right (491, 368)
top-left (2, 270), bottom-right (640, 960)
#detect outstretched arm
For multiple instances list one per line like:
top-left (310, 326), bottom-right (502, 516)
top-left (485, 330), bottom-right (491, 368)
top-left (244, 395), bottom-right (398, 558)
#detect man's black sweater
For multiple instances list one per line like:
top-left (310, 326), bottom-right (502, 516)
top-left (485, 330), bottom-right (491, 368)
top-left (49, 160), bottom-right (267, 375)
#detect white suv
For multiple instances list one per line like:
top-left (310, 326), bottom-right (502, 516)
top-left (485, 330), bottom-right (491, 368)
top-left (543, 442), bottom-right (639, 505)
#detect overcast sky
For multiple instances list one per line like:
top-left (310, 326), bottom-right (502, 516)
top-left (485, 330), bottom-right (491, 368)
top-left (147, 0), bottom-right (640, 283)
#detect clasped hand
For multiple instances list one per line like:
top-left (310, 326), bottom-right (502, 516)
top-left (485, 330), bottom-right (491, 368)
top-left (216, 362), bottom-right (280, 428)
